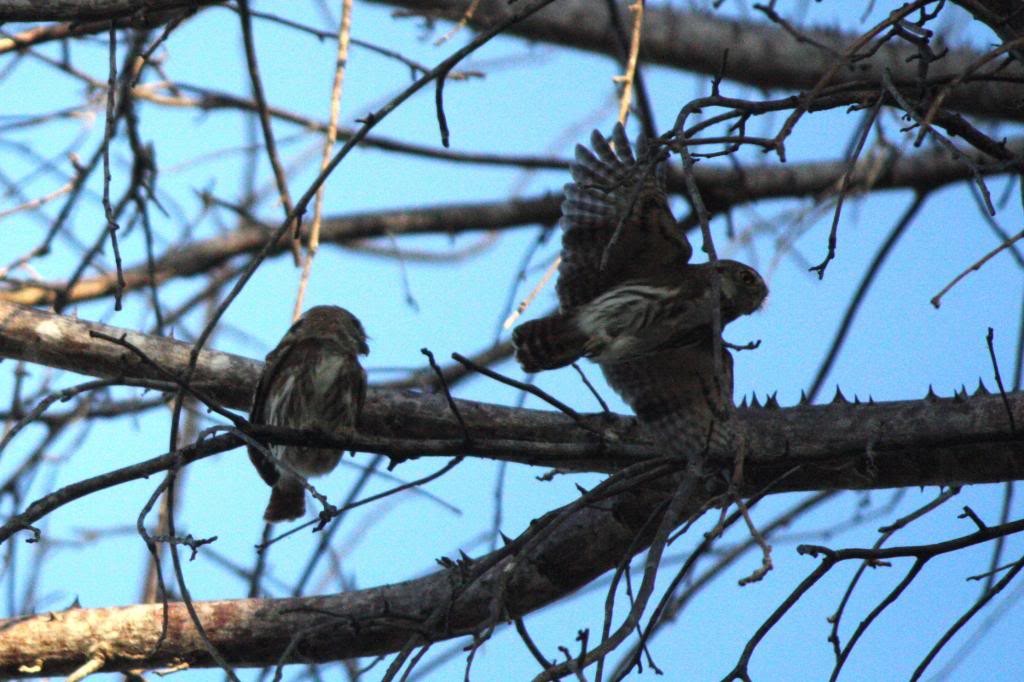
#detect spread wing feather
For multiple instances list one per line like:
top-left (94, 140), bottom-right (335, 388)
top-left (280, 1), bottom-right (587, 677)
top-left (556, 123), bottom-right (692, 310)
top-left (248, 339), bottom-right (297, 487)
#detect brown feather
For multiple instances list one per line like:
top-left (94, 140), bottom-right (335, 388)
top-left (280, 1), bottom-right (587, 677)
top-left (264, 477), bottom-right (306, 523)
top-left (557, 123), bottom-right (692, 310)
top-left (512, 314), bottom-right (588, 371)
top-left (602, 339), bottom-right (739, 462)
top-left (248, 306), bottom-right (368, 523)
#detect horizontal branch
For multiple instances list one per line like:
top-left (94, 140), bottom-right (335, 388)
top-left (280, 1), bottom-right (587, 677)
top-left (0, 461), bottom-right (704, 677)
top-left (1, 303), bottom-right (1023, 488)
top-left (0, 0), bottom-right (215, 21)
top-left (374, 0), bottom-right (1024, 122)
top-left (4, 135), bottom-right (1019, 307)
top-left (6, 2), bottom-right (1021, 123)
top-left (0, 195), bottom-right (561, 307)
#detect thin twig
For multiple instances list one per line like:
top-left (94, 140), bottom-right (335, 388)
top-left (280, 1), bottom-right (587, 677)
top-left (913, 553), bottom-right (1024, 680)
top-left (503, 256), bottom-right (560, 330)
top-left (808, 192), bottom-right (927, 402)
top-left (881, 68), bottom-right (996, 216)
top-left (986, 327), bottom-right (1017, 432)
top-left (259, 456), bottom-right (464, 552)
top-left (422, 348), bottom-right (470, 443)
top-left (86, 330), bottom-right (244, 428)
top-left (734, 496), bottom-right (773, 586)
top-left (294, 0), bottom-right (354, 318)
top-left (808, 92), bottom-right (884, 279)
top-left (102, 23), bottom-right (126, 311)
top-left (612, 0), bottom-right (645, 126)
top-left (571, 363), bottom-right (610, 414)
top-left (236, 0), bottom-right (301, 264)
top-left (450, 352), bottom-right (605, 439)
top-left (0, 179), bottom-right (74, 221)
top-left (931, 228), bottom-right (1024, 308)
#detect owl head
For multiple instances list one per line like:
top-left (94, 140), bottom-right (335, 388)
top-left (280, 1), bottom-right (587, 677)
top-left (714, 260), bottom-right (768, 319)
top-left (290, 305), bottom-right (369, 356)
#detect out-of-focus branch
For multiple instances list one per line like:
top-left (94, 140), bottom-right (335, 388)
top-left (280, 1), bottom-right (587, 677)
top-left (5, 135), bottom-right (1022, 308)
top-left (953, 0), bottom-right (1024, 63)
top-left (374, 0), bottom-right (1024, 122)
top-left (134, 83), bottom-right (568, 169)
top-left (0, 195), bottom-right (560, 306)
top-left (7, 2), bottom-right (1024, 123)
top-left (0, 0), bottom-right (215, 22)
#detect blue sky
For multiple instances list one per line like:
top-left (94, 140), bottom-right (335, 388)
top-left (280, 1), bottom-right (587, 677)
top-left (1, 1), bottom-right (1023, 680)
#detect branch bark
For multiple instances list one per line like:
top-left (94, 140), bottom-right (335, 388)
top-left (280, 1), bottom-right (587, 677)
top-left (0, 0), bottom-right (216, 21)
top-left (373, 0), bottom-right (1024, 122)
top-left (0, 301), bottom-right (1022, 485)
top-left (0, 464), bottom-right (699, 677)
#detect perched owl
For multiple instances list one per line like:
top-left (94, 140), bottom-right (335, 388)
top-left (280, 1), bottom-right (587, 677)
top-left (248, 306), bottom-right (368, 522)
top-left (513, 124), bottom-right (767, 372)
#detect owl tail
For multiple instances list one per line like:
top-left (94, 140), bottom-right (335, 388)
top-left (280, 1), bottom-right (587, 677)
top-left (512, 314), bottom-right (587, 372)
top-left (264, 476), bottom-right (305, 522)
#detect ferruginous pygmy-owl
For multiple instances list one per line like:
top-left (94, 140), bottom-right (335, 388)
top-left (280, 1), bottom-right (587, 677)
top-left (512, 124), bottom-right (768, 373)
top-left (511, 124), bottom-right (767, 464)
top-left (248, 305), bottom-right (368, 522)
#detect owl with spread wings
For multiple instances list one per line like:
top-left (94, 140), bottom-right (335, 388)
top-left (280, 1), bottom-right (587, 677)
top-left (512, 124), bottom-right (767, 461)
top-left (249, 306), bottom-right (368, 522)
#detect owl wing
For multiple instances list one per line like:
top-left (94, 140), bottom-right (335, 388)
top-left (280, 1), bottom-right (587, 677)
top-left (248, 338), bottom-right (303, 487)
top-left (557, 124), bottom-right (692, 310)
top-left (601, 339), bottom-right (736, 462)
top-left (249, 336), bottom-right (367, 486)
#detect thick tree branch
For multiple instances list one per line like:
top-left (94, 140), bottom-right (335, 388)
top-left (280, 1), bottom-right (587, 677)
top-left (0, 464), bottom-right (700, 677)
top-left (0, 0), bottom-right (216, 21)
top-left (1, 301), bottom-right (1022, 488)
top-left (374, 0), bottom-right (1024, 122)
top-left (0, 389), bottom-right (1021, 676)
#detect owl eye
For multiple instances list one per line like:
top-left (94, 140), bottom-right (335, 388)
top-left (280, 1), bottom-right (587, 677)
top-left (740, 271), bottom-right (755, 285)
